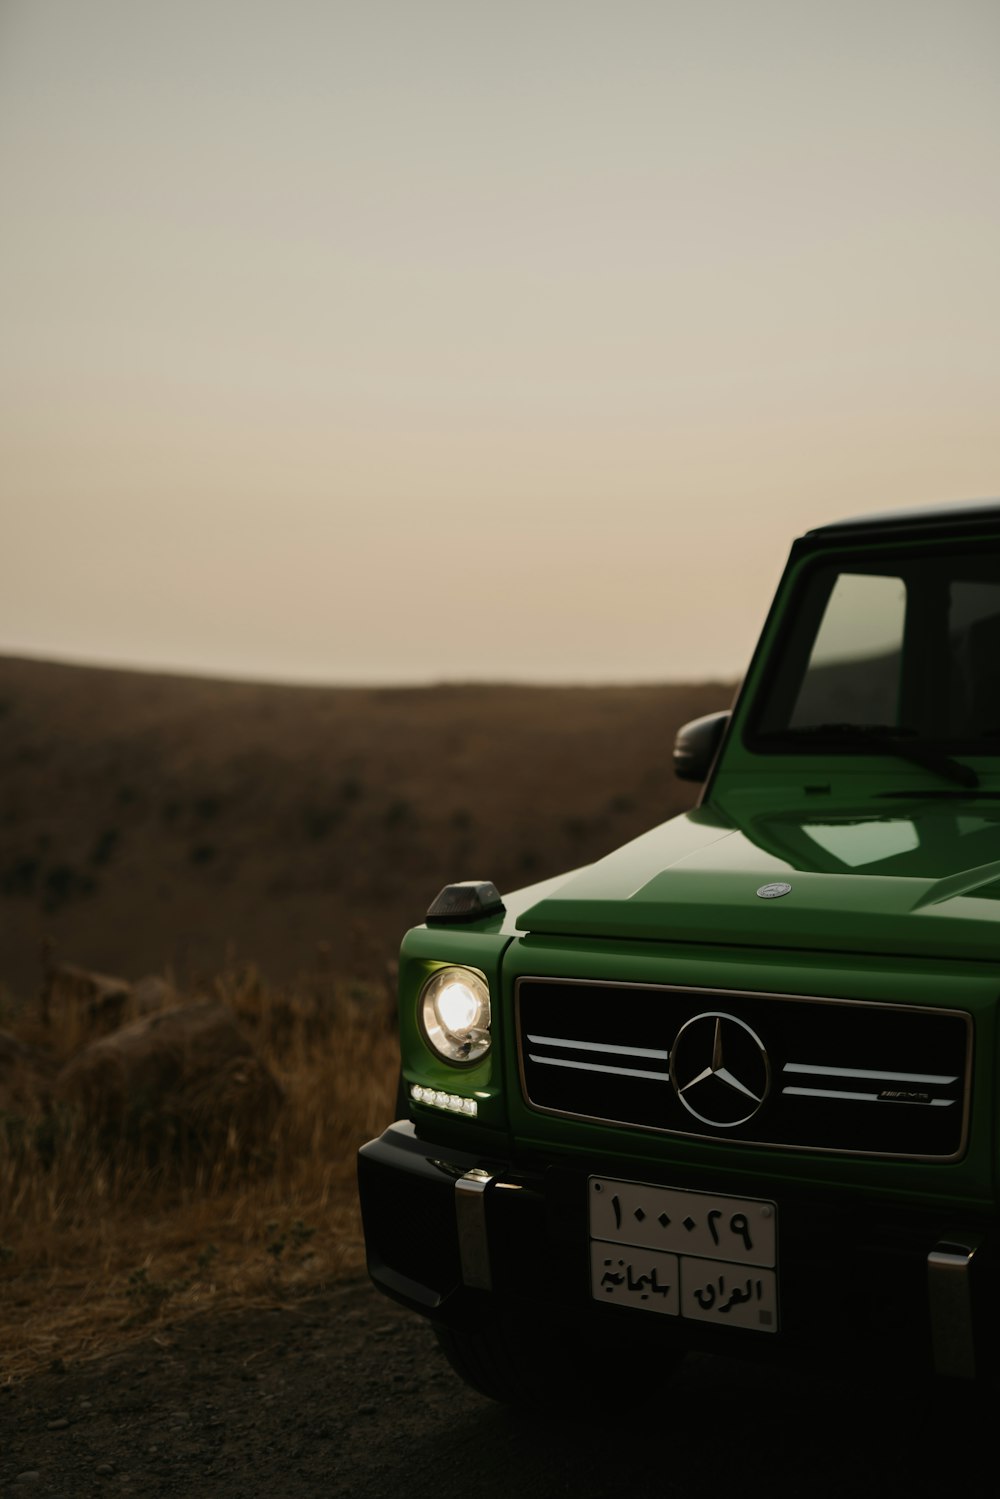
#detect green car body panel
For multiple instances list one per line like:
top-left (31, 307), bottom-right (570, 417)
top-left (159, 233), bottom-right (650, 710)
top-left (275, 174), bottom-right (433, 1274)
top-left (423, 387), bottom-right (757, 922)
top-left (358, 501), bottom-right (1000, 1393)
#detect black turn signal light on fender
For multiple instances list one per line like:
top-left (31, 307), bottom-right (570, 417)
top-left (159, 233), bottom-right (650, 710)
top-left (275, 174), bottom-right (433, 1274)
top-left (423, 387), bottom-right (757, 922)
top-left (426, 881), bottom-right (506, 924)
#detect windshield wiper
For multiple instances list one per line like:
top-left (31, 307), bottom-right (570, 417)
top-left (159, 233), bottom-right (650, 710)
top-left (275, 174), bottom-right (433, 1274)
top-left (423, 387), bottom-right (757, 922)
top-left (770, 723), bottom-right (980, 790)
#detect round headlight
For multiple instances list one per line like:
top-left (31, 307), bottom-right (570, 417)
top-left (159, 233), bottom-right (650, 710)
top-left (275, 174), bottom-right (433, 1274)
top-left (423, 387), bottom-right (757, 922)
top-left (420, 967), bottom-right (491, 1065)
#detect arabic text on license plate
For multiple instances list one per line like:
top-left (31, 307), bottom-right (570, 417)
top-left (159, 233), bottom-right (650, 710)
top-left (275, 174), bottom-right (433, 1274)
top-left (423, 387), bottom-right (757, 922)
top-left (588, 1177), bottom-right (778, 1333)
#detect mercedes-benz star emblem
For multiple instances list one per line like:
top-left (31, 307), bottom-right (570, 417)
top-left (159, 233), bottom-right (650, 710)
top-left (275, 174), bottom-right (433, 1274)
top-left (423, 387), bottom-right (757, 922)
top-left (757, 882), bottom-right (792, 899)
top-left (669, 1012), bottom-right (770, 1129)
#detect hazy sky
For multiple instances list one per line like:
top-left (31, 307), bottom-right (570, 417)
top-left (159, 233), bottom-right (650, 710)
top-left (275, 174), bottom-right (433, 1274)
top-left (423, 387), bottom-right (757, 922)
top-left (2, 0), bottom-right (998, 684)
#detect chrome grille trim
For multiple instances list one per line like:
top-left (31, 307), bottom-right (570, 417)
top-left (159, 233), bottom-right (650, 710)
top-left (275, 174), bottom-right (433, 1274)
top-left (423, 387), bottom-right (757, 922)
top-left (527, 1054), bottom-right (671, 1083)
top-left (526, 1033), bottom-right (670, 1060)
top-left (782, 1086), bottom-right (956, 1106)
top-left (515, 976), bottom-right (973, 1161)
top-left (783, 1062), bottom-right (957, 1084)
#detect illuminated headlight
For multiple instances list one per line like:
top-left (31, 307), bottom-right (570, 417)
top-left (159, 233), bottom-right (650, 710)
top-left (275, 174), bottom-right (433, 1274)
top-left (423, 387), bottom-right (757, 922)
top-left (419, 966), bottom-right (491, 1065)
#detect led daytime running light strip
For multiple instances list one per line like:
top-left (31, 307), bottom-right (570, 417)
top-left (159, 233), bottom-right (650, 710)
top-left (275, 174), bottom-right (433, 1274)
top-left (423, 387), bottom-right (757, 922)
top-left (411, 1084), bottom-right (478, 1116)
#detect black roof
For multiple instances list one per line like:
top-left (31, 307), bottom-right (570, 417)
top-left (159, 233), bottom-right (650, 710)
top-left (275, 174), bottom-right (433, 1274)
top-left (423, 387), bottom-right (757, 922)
top-left (802, 498), bottom-right (1000, 544)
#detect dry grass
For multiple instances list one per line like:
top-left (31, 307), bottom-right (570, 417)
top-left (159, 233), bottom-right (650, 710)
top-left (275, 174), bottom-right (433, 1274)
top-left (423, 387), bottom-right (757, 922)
top-left (0, 968), bottom-right (398, 1383)
top-left (0, 659), bottom-right (731, 1381)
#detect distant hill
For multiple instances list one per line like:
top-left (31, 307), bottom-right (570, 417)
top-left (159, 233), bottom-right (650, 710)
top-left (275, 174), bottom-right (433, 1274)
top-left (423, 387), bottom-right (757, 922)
top-left (0, 656), bottom-right (734, 998)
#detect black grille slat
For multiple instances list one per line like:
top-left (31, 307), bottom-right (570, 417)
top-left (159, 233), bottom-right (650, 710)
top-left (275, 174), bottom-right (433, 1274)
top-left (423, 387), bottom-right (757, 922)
top-left (516, 979), bottom-right (971, 1159)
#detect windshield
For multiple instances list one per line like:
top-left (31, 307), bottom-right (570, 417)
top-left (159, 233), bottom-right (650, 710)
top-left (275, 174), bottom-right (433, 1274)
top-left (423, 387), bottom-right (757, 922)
top-left (749, 546), bottom-right (1000, 753)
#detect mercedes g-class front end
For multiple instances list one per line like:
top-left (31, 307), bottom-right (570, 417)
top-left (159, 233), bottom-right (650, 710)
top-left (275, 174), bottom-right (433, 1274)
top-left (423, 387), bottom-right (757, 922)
top-left (359, 501), bottom-right (1000, 1404)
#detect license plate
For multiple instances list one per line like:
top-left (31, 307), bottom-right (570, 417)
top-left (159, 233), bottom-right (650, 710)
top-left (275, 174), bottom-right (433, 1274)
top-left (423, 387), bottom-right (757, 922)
top-left (589, 1177), bottom-right (778, 1333)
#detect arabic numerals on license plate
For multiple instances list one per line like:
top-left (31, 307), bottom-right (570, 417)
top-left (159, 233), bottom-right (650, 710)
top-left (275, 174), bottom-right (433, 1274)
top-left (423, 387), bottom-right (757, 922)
top-left (706, 1208), bottom-right (753, 1254)
top-left (589, 1178), bottom-right (776, 1267)
top-left (588, 1178), bottom-right (780, 1333)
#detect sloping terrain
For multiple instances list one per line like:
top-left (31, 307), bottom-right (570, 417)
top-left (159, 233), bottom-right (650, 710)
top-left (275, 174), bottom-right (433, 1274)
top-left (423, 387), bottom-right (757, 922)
top-left (0, 656), bottom-right (732, 997)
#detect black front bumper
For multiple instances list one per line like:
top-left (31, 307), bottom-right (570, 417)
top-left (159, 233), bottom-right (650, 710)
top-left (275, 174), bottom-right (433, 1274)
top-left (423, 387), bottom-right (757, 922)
top-left (358, 1122), bottom-right (997, 1379)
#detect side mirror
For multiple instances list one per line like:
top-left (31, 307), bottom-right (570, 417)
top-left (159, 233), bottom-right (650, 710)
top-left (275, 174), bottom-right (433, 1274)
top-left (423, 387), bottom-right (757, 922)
top-left (673, 711), bottom-right (731, 782)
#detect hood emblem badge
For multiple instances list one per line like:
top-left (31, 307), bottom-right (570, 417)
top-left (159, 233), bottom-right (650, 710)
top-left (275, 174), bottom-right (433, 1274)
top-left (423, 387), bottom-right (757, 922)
top-left (669, 1013), bottom-right (771, 1129)
top-left (756, 882), bottom-right (792, 899)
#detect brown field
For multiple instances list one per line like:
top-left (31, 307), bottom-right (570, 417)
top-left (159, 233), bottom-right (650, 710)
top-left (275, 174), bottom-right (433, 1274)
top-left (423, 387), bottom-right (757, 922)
top-left (1, 967), bottom-right (398, 1382)
top-left (0, 655), bottom-right (734, 1379)
top-left (0, 654), bottom-right (733, 998)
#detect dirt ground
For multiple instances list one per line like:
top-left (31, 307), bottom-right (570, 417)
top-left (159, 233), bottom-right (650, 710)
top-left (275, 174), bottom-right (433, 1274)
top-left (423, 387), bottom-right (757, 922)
top-left (1, 1277), bottom-right (993, 1499)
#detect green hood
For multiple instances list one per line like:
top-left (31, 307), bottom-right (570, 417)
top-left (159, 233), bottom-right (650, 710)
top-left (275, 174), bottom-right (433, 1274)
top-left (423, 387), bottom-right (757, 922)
top-left (515, 801), bottom-right (1000, 962)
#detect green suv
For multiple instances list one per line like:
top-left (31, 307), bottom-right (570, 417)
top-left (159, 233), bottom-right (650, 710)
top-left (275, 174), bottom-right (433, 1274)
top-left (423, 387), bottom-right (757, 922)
top-left (358, 501), bottom-right (1000, 1402)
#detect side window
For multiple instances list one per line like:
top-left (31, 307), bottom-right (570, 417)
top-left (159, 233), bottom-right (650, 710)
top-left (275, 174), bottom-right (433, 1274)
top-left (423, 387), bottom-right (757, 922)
top-left (948, 581), bottom-right (1000, 737)
top-left (789, 573), bottom-right (906, 729)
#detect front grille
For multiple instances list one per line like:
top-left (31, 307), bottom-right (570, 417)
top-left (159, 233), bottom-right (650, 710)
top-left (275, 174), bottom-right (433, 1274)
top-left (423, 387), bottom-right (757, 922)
top-left (516, 978), bottom-right (971, 1159)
